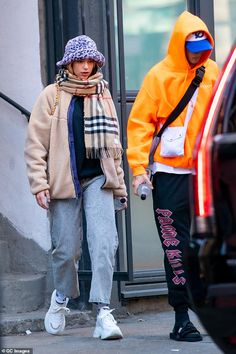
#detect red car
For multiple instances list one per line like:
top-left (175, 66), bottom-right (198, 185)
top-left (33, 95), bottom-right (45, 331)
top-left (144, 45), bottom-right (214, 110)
top-left (186, 43), bottom-right (236, 354)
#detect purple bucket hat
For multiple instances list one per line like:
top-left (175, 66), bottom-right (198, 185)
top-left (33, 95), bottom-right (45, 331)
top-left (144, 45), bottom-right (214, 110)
top-left (56, 35), bottom-right (105, 68)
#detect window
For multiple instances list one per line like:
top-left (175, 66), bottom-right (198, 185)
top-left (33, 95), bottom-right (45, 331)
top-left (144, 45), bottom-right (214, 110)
top-left (122, 0), bottom-right (186, 90)
top-left (116, 0), bottom-right (187, 273)
top-left (214, 0), bottom-right (236, 66)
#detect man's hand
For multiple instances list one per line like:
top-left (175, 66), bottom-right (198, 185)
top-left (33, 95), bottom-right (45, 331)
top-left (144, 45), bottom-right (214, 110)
top-left (132, 174), bottom-right (153, 196)
top-left (35, 189), bottom-right (50, 210)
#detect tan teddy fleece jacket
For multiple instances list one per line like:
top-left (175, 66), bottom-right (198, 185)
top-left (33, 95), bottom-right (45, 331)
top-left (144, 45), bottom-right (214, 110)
top-left (25, 84), bottom-right (127, 199)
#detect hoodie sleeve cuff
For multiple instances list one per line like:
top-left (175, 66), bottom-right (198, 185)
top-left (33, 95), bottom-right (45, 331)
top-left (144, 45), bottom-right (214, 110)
top-left (132, 166), bottom-right (148, 176)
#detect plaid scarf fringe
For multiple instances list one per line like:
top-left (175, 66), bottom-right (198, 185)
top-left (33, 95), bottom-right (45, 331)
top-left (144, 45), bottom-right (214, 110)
top-left (86, 147), bottom-right (123, 159)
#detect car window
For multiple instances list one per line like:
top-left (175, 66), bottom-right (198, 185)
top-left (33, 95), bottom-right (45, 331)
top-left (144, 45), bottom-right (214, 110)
top-left (223, 79), bottom-right (236, 133)
top-left (227, 87), bottom-right (236, 132)
top-left (214, 67), bottom-right (236, 135)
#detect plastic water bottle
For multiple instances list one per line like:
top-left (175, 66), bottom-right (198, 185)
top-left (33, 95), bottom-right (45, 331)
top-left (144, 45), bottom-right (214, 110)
top-left (114, 197), bottom-right (127, 211)
top-left (137, 183), bottom-right (152, 200)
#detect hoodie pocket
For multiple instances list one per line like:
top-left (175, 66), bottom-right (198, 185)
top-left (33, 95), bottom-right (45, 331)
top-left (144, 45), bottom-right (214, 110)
top-left (160, 126), bottom-right (186, 157)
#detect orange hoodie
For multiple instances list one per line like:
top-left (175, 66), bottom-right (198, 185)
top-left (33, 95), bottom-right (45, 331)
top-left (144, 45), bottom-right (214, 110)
top-left (127, 11), bottom-right (219, 176)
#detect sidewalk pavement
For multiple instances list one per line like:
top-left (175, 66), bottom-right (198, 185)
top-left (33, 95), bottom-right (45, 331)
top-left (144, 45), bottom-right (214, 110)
top-left (1, 309), bottom-right (223, 354)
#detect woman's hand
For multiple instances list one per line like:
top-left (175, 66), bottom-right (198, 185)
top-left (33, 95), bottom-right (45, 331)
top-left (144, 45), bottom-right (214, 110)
top-left (35, 189), bottom-right (50, 210)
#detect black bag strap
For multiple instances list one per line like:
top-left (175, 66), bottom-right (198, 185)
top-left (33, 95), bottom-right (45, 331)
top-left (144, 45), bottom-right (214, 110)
top-left (148, 65), bottom-right (205, 166)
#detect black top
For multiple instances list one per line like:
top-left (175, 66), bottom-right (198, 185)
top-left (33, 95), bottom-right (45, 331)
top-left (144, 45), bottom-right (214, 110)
top-left (72, 96), bottom-right (103, 180)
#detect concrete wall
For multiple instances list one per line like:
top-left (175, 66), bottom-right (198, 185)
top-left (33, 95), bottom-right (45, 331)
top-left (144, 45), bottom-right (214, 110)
top-left (0, 0), bottom-right (50, 252)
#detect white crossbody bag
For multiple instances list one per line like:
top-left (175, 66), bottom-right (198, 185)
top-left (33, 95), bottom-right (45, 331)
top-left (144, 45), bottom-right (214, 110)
top-left (160, 88), bottom-right (199, 157)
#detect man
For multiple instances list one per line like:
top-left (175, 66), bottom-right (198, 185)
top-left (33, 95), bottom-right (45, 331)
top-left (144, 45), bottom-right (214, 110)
top-left (127, 11), bottom-right (219, 342)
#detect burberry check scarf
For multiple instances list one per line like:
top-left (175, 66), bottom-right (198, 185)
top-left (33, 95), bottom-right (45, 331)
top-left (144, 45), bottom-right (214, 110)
top-left (56, 69), bottom-right (122, 159)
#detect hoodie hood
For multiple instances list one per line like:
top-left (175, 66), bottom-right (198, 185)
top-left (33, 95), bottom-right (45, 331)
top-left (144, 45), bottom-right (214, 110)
top-left (166, 11), bottom-right (214, 70)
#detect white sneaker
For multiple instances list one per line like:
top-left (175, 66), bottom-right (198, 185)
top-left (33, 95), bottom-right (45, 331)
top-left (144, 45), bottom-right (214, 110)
top-left (44, 290), bottom-right (70, 335)
top-left (93, 308), bottom-right (123, 340)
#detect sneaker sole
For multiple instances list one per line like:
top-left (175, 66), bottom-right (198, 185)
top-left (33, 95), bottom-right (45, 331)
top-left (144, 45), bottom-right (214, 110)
top-left (101, 333), bottom-right (123, 340)
top-left (93, 329), bottom-right (123, 340)
top-left (170, 332), bottom-right (203, 342)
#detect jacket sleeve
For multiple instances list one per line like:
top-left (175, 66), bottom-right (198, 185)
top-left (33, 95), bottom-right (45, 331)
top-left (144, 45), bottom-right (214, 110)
top-left (113, 156), bottom-right (127, 197)
top-left (106, 87), bottom-right (127, 197)
top-left (126, 71), bottom-right (159, 176)
top-left (24, 84), bottom-right (56, 195)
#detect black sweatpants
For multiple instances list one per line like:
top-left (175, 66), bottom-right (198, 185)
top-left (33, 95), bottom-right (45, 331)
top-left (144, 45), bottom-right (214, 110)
top-left (152, 172), bottom-right (191, 313)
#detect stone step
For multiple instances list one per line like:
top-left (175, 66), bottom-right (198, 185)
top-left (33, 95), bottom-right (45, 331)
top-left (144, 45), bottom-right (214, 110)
top-left (0, 308), bottom-right (94, 335)
top-left (0, 240), bottom-right (10, 273)
top-left (0, 273), bottom-right (45, 313)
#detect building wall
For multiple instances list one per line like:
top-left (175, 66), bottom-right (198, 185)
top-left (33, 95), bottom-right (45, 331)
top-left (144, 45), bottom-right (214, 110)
top-left (0, 0), bottom-right (50, 252)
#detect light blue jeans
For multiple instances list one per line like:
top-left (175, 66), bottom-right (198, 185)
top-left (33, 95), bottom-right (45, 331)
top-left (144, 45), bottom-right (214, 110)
top-left (48, 175), bottom-right (118, 303)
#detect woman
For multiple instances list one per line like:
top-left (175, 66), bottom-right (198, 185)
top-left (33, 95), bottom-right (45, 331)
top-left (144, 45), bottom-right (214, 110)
top-left (25, 35), bottom-right (127, 339)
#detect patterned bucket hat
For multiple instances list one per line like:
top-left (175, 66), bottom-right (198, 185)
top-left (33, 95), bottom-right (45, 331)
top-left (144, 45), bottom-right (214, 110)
top-left (56, 35), bottom-right (105, 67)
